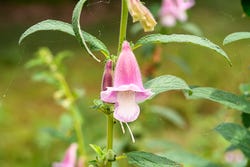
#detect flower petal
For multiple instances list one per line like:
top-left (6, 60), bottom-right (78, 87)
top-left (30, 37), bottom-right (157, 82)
top-left (53, 143), bottom-right (78, 167)
top-left (101, 84), bottom-right (153, 103)
top-left (114, 91), bottom-right (140, 122)
top-left (114, 42), bottom-right (144, 88)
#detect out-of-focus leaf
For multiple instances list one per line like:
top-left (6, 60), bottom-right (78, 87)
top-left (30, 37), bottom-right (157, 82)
top-left (145, 140), bottom-right (221, 167)
top-left (54, 51), bottom-right (73, 67)
top-left (19, 20), bottom-right (109, 57)
top-left (42, 127), bottom-right (72, 142)
top-left (89, 144), bottom-right (104, 156)
top-left (72, 0), bottom-right (100, 62)
top-left (223, 32), bottom-right (250, 45)
top-left (167, 55), bottom-right (191, 75)
top-left (126, 151), bottom-right (182, 167)
top-left (181, 22), bottom-right (203, 36)
top-left (134, 34), bottom-right (232, 66)
top-left (151, 105), bottom-right (186, 128)
top-left (241, 0), bottom-right (250, 16)
top-left (186, 87), bottom-right (250, 114)
top-left (36, 130), bottom-right (53, 148)
top-left (144, 75), bottom-right (191, 98)
top-left (242, 113), bottom-right (250, 128)
top-left (59, 113), bottom-right (73, 132)
top-left (73, 88), bottom-right (85, 99)
top-left (25, 57), bottom-right (45, 68)
top-left (215, 123), bottom-right (250, 158)
top-left (161, 150), bottom-right (221, 167)
top-left (239, 83), bottom-right (250, 96)
top-left (130, 23), bottom-right (143, 35)
top-left (31, 71), bottom-right (57, 85)
top-left (0, 102), bottom-right (4, 123)
top-left (149, 3), bottom-right (161, 17)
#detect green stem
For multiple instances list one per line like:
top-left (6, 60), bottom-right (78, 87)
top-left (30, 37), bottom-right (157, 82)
top-left (106, 115), bottom-right (114, 167)
top-left (117, 0), bottom-right (129, 55)
top-left (116, 154), bottom-right (127, 161)
top-left (106, 1), bottom-right (128, 166)
top-left (70, 105), bottom-right (85, 156)
top-left (107, 115), bottom-right (114, 149)
top-left (53, 71), bottom-right (86, 156)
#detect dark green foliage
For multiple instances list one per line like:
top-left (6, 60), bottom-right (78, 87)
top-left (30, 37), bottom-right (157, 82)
top-left (215, 123), bottom-right (250, 158)
top-left (241, 0), bottom-right (250, 16)
top-left (186, 87), bottom-right (250, 114)
top-left (242, 113), bottom-right (250, 128)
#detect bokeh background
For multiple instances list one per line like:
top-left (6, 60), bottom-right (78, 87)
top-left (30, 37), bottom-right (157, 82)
top-left (0, 0), bottom-right (249, 166)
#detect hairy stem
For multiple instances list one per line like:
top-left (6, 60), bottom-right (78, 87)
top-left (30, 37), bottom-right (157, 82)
top-left (107, 115), bottom-right (114, 149)
top-left (117, 0), bottom-right (129, 55)
top-left (106, 1), bottom-right (129, 166)
top-left (106, 115), bottom-right (114, 167)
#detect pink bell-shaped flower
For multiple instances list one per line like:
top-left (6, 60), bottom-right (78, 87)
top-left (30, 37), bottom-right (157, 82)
top-left (101, 41), bottom-right (153, 123)
top-left (159, 0), bottom-right (195, 27)
top-left (53, 143), bottom-right (78, 167)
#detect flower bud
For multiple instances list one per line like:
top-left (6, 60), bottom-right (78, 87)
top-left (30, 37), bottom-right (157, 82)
top-left (127, 0), bottom-right (157, 32)
top-left (101, 60), bottom-right (113, 91)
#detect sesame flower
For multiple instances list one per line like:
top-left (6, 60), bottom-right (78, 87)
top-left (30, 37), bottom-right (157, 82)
top-left (101, 41), bottom-right (153, 123)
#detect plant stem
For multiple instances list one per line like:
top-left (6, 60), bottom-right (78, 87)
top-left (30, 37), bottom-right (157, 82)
top-left (106, 1), bottom-right (128, 167)
top-left (117, 0), bottom-right (129, 55)
top-left (107, 115), bottom-right (114, 149)
top-left (70, 105), bottom-right (85, 156)
top-left (106, 114), bottom-right (114, 167)
top-left (54, 71), bottom-right (86, 156)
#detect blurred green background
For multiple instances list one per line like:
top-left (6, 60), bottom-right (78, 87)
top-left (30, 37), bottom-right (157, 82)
top-left (0, 0), bottom-right (250, 166)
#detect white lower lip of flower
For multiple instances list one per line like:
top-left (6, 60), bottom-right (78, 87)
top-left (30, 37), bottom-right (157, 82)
top-left (114, 91), bottom-right (140, 123)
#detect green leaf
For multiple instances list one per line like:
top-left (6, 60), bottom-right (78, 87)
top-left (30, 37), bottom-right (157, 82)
top-left (186, 87), bottom-right (250, 114)
top-left (42, 127), bottom-right (71, 142)
top-left (19, 20), bottom-right (109, 57)
top-left (167, 55), bottom-right (191, 75)
top-left (25, 56), bottom-right (45, 68)
top-left (31, 71), bottom-right (57, 85)
top-left (223, 32), bottom-right (250, 45)
top-left (54, 51), bottom-right (72, 67)
top-left (181, 22), bottom-right (203, 36)
top-left (151, 105), bottom-right (186, 128)
top-left (145, 140), bottom-right (221, 167)
top-left (134, 34), bottom-right (231, 66)
top-left (59, 113), bottom-right (73, 132)
top-left (240, 83), bottom-right (250, 96)
top-left (72, 0), bottom-right (100, 62)
top-left (126, 151), bottom-right (182, 167)
top-left (161, 150), bottom-right (221, 167)
top-left (215, 123), bottom-right (250, 158)
top-left (241, 0), bottom-right (250, 16)
top-left (144, 75), bottom-right (191, 98)
top-left (242, 113), bottom-right (250, 128)
top-left (89, 144), bottom-right (104, 156)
